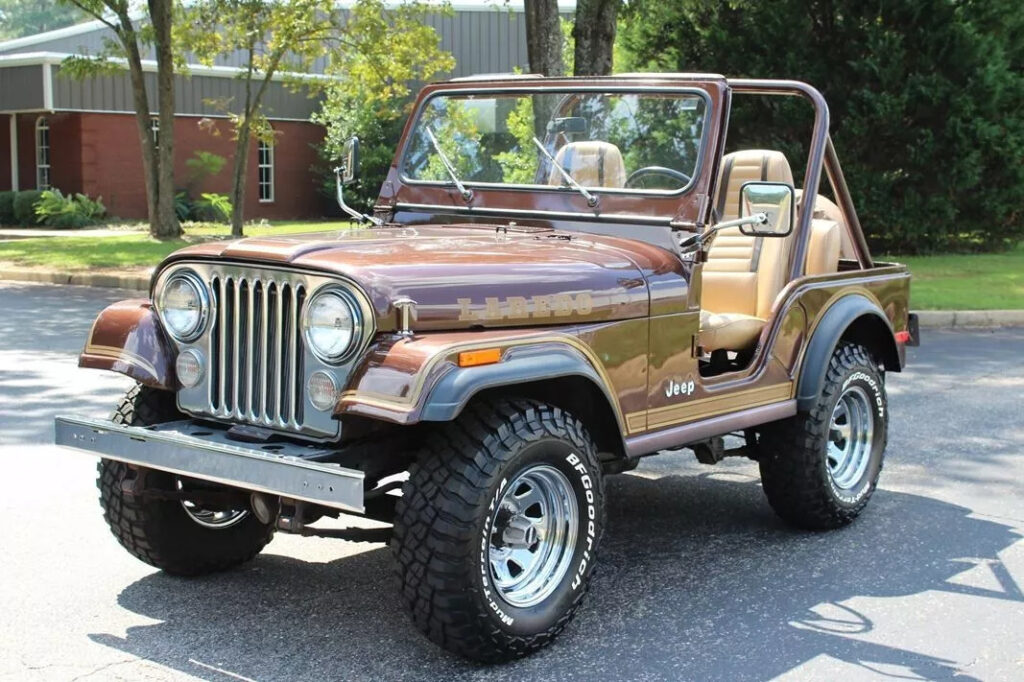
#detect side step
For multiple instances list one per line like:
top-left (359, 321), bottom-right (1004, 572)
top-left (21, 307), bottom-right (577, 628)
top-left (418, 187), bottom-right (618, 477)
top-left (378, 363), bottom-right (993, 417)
top-left (54, 416), bottom-right (365, 513)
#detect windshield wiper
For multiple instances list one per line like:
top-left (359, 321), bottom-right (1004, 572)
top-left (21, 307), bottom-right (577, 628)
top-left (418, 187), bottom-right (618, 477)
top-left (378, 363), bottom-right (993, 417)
top-left (532, 137), bottom-right (599, 208)
top-left (424, 127), bottom-right (473, 202)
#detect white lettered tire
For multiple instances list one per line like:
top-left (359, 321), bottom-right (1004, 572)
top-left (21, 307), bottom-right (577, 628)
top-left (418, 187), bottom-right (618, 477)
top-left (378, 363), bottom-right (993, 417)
top-left (758, 342), bottom-right (888, 529)
top-left (392, 399), bottom-right (604, 662)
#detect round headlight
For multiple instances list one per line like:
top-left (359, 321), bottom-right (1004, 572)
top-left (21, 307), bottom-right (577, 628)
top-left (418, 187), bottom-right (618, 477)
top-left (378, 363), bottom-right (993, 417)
top-left (303, 289), bottom-right (360, 362)
top-left (159, 271), bottom-right (208, 342)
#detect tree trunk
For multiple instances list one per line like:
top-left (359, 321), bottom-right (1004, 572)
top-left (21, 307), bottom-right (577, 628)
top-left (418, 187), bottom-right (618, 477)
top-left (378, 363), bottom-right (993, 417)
top-left (573, 0), bottom-right (618, 76)
top-left (230, 119), bottom-right (251, 237)
top-left (148, 0), bottom-right (180, 238)
top-left (524, 0), bottom-right (564, 137)
top-left (122, 38), bottom-right (160, 237)
top-left (525, 0), bottom-right (564, 77)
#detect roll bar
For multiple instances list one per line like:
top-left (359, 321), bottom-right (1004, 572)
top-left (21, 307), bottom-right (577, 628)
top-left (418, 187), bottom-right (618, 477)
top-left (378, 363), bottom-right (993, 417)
top-left (726, 79), bottom-right (873, 274)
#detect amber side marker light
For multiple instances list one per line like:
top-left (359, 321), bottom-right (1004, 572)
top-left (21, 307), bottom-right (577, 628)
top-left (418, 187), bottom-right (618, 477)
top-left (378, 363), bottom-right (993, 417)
top-left (458, 348), bottom-right (502, 367)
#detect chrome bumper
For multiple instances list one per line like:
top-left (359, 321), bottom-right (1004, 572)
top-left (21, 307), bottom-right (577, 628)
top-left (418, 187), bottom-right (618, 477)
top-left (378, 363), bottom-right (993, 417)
top-left (54, 416), bottom-right (364, 513)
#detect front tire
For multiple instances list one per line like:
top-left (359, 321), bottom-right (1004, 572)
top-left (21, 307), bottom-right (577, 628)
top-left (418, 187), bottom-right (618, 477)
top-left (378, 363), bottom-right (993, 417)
top-left (392, 399), bottom-right (604, 662)
top-left (758, 343), bottom-right (888, 529)
top-left (97, 385), bottom-right (274, 576)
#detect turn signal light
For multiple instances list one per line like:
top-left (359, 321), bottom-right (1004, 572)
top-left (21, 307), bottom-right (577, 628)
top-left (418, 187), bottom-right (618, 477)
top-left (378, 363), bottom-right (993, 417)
top-left (458, 348), bottom-right (502, 367)
top-left (894, 331), bottom-right (911, 344)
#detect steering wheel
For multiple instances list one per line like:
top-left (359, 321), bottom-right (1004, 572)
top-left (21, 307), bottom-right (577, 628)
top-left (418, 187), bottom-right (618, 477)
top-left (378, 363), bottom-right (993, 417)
top-left (625, 166), bottom-right (691, 189)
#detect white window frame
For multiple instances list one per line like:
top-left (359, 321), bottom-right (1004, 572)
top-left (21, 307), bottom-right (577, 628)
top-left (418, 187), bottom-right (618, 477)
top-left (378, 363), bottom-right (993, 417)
top-left (35, 116), bottom-right (51, 190)
top-left (258, 138), bottom-right (274, 203)
top-left (150, 117), bottom-right (160, 149)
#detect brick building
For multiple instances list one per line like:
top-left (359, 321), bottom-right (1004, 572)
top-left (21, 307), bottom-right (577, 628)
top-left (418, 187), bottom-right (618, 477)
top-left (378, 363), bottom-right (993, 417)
top-left (0, 2), bottom-right (565, 220)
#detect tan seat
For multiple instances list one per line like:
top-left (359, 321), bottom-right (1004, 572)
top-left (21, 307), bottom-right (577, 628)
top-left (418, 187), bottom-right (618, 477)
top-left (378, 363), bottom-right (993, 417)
top-left (547, 141), bottom-right (627, 188)
top-left (795, 190), bottom-right (855, 260)
top-left (699, 150), bottom-right (796, 353)
top-left (805, 220), bottom-right (841, 276)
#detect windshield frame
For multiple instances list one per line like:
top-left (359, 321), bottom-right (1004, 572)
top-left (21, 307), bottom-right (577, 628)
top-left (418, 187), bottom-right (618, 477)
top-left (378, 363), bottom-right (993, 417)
top-left (397, 85), bottom-right (714, 199)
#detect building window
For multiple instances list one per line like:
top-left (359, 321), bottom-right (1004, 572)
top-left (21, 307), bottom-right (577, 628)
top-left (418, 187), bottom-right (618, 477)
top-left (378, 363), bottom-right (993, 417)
top-left (258, 139), bottom-right (274, 202)
top-left (35, 117), bottom-right (51, 190)
top-left (150, 117), bottom-right (160, 149)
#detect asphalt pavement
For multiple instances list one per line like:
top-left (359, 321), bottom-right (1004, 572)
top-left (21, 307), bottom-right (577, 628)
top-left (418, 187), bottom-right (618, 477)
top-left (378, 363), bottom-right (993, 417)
top-left (1, 281), bottom-right (1022, 681)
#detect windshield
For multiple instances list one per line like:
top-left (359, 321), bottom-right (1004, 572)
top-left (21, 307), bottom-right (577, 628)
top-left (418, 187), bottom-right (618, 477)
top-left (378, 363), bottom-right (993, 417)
top-left (402, 89), bottom-right (708, 194)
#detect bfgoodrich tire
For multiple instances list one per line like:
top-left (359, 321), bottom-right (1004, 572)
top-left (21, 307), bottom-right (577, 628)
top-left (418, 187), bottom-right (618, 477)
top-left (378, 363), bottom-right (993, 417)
top-left (392, 399), bottom-right (604, 662)
top-left (758, 343), bottom-right (888, 530)
top-left (97, 384), bottom-right (274, 576)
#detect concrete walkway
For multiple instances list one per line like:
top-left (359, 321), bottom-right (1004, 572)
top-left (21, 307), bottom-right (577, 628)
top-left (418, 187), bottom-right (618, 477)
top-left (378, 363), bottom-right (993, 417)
top-left (0, 227), bottom-right (146, 239)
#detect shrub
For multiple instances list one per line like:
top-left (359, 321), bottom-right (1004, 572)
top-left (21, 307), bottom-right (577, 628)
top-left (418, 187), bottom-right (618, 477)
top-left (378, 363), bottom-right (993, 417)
top-left (194, 192), bottom-right (232, 222)
top-left (0, 191), bottom-right (15, 225)
top-left (13, 190), bottom-right (44, 226)
top-left (33, 189), bottom-right (106, 229)
top-left (174, 191), bottom-right (194, 222)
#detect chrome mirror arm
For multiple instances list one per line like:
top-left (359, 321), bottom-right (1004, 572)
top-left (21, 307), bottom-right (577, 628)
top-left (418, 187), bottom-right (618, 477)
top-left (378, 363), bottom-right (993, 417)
top-left (334, 167), bottom-right (382, 226)
top-left (678, 212), bottom-right (768, 254)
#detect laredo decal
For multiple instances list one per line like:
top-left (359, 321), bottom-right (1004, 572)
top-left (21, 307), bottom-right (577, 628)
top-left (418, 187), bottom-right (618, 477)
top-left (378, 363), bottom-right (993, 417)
top-left (458, 293), bottom-right (594, 322)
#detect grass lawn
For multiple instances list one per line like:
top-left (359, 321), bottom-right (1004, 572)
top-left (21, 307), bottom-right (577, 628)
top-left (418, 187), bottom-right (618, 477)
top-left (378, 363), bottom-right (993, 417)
top-left (0, 221), bottom-right (351, 271)
top-left (881, 242), bottom-right (1024, 310)
top-left (1, 219), bottom-right (1020, 310)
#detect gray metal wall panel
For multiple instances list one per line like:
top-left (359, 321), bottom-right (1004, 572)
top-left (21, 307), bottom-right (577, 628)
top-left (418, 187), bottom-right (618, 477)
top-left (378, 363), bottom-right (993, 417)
top-left (0, 65), bottom-right (44, 110)
top-left (1, 7), bottom-right (536, 77)
top-left (51, 65), bottom-right (318, 120)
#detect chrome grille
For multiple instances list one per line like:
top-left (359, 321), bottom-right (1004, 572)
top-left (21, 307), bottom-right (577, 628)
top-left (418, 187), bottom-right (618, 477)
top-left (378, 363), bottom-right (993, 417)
top-left (209, 274), bottom-right (306, 430)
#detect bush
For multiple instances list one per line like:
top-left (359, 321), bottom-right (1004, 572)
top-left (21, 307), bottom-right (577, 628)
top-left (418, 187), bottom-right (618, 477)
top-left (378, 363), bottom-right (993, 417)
top-left (620, 0), bottom-right (1024, 253)
top-left (33, 189), bottom-right (106, 229)
top-left (13, 190), bottom-right (44, 225)
top-left (174, 191), bottom-right (194, 222)
top-left (194, 192), bottom-right (232, 222)
top-left (0, 191), bottom-right (15, 225)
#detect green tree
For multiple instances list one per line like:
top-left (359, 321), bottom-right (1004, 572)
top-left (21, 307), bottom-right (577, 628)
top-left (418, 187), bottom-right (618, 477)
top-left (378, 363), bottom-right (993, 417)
top-left (312, 1), bottom-right (454, 214)
top-left (184, 0), bottom-right (452, 234)
top-left (0, 0), bottom-right (87, 39)
top-left (620, 0), bottom-right (1024, 253)
top-left (59, 0), bottom-right (180, 238)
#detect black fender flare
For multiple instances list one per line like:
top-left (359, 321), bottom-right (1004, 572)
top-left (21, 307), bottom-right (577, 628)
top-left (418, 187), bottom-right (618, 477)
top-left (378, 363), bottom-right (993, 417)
top-left (418, 342), bottom-right (623, 432)
top-left (796, 294), bottom-right (898, 412)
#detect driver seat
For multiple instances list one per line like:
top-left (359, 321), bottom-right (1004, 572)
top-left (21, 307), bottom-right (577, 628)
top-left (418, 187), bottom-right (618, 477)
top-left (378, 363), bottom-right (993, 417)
top-left (698, 150), bottom-right (796, 354)
top-left (547, 141), bottom-right (627, 188)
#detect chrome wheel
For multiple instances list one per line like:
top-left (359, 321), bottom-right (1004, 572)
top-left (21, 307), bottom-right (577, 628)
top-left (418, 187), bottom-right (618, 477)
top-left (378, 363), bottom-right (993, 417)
top-left (488, 464), bottom-right (578, 608)
top-left (827, 385), bottom-right (875, 490)
top-left (178, 480), bottom-right (249, 529)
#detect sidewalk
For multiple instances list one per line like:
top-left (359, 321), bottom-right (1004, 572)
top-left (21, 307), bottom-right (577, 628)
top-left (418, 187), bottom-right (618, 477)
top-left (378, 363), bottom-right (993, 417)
top-left (0, 227), bottom-right (146, 239)
top-left (0, 265), bottom-right (152, 291)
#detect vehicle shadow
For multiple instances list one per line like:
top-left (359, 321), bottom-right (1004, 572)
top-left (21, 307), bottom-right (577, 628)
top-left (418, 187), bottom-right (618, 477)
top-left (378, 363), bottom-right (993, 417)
top-left (88, 460), bottom-right (1022, 681)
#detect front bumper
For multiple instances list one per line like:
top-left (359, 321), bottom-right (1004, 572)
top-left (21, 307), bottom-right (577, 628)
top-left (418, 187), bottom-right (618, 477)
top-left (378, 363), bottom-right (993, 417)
top-left (54, 416), bottom-right (364, 512)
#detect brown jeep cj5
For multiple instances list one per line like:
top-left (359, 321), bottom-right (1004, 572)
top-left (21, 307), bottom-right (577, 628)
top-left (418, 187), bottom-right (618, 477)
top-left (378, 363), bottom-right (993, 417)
top-left (56, 74), bottom-right (918, 661)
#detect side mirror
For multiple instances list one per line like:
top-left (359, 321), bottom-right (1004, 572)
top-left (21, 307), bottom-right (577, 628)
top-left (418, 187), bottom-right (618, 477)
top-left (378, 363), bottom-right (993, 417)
top-left (739, 181), bottom-right (795, 237)
top-left (341, 136), bottom-right (360, 186)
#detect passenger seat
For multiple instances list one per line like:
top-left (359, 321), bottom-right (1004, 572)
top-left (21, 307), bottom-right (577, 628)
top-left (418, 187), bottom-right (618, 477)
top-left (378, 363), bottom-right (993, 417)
top-left (547, 141), bottom-right (627, 188)
top-left (699, 150), bottom-right (796, 354)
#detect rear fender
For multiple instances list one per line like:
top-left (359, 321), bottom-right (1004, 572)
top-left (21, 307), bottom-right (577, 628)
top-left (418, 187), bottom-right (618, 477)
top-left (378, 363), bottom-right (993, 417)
top-left (79, 299), bottom-right (177, 389)
top-left (796, 294), bottom-right (899, 411)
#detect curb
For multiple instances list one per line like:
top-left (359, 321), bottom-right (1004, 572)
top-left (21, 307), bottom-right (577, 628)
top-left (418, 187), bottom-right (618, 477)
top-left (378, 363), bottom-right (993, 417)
top-left (0, 267), bottom-right (151, 292)
top-left (1, 267), bottom-right (1022, 329)
top-left (914, 309), bottom-right (1024, 329)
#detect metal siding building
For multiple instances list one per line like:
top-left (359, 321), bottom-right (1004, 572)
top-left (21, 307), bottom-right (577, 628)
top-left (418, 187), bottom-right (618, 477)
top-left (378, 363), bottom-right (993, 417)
top-left (0, 1), bottom-right (573, 218)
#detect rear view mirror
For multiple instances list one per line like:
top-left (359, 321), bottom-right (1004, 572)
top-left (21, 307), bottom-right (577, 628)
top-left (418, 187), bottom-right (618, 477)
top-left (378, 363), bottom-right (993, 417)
top-left (341, 136), bottom-right (360, 186)
top-left (739, 181), bottom-right (795, 237)
top-left (549, 117), bottom-right (587, 135)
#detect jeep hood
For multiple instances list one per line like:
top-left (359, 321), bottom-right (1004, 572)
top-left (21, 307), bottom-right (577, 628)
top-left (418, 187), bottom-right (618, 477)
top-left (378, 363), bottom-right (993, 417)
top-left (164, 225), bottom-right (683, 331)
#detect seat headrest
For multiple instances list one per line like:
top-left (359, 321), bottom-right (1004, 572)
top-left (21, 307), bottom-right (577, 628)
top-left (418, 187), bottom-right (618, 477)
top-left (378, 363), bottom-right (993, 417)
top-left (716, 150), bottom-right (794, 221)
top-left (548, 141), bottom-right (627, 188)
